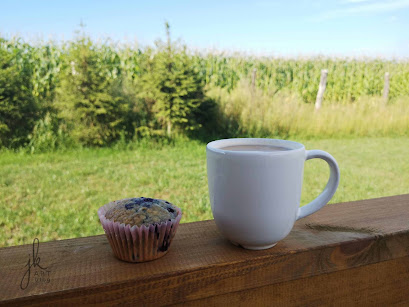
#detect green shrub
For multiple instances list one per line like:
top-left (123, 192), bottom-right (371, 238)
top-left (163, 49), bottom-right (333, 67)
top-left (55, 35), bottom-right (138, 146)
top-left (27, 113), bottom-right (75, 153)
top-left (139, 23), bottom-right (208, 136)
top-left (0, 39), bottom-right (40, 148)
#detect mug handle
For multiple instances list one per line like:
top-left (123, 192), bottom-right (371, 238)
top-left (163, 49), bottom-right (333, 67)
top-left (296, 150), bottom-right (340, 220)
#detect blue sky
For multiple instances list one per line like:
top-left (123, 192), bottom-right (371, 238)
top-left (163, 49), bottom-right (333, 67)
top-left (1, 0), bottom-right (409, 58)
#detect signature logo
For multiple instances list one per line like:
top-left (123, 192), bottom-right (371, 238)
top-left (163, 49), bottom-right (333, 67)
top-left (20, 238), bottom-right (51, 290)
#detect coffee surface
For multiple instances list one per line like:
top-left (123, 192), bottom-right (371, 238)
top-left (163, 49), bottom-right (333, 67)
top-left (221, 144), bottom-right (290, 152)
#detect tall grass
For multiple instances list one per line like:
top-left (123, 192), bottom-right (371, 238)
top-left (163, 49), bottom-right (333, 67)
top-left (208, 80), bottom-right (409, 138)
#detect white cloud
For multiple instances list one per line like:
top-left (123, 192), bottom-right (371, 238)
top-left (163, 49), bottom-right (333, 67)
top-left (342, 0), bottom-right (372, 3)
top-left (314, 0), bottom-right (409, 21)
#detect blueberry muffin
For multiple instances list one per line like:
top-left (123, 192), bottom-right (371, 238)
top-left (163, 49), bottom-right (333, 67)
top-left (98, 197), bottom-right (182, 263)
top-left (105, 197), bottom-right (178, 226)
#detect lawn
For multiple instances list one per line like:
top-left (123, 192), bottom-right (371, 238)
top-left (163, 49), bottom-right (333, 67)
top-left (1, 137), bottom-right (408, 247)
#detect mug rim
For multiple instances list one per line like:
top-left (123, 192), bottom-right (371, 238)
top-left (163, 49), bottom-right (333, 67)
top-left (206, 138), bottom-right (305, 155)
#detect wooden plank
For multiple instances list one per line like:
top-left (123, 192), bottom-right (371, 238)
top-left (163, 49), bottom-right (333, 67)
top-left (0, 194), bottom-right (408, 306)
top-left (178, 256), bottom-right (409, 307)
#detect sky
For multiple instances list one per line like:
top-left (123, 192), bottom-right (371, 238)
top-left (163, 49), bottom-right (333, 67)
top-left (1, 0), bottom-right (409, 58)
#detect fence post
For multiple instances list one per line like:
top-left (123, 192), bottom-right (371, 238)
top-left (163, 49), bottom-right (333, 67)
top-left (383, 72), bottom-right (390, 105)
top-left (315, 69), bottom-right (328, 111)
top-left (251, 68), bottom-right (257, 92)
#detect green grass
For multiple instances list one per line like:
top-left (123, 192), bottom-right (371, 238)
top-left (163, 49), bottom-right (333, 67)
top-left (208, 81), bottom-right (409, 138)
top-left (1, 137), bottom-right (409, 247)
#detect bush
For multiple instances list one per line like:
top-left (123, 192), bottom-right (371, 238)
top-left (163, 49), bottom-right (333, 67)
top-left (55, 35), bottom-right (139, 146)
top-left (139, 23), bottom-right (208, 137)
top-left (0, 39), bottom-right (41, 148)
top-left (27, 113), bottom-right (75, 153)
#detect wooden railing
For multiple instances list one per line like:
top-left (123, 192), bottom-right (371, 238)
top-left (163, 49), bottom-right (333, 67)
top-left (1, 194), bottom-right (409, 306)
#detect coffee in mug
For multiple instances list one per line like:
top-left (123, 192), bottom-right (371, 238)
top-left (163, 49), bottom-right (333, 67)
top-left (206, 138), bottom-right (340, 250)
top-left (220, 144), bottom-right (290, 152)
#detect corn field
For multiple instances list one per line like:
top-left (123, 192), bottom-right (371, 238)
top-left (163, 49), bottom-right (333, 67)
top-left (2, 38), bottom-right (408, 106)
top-left (194, 54), bottom-right (409, 103)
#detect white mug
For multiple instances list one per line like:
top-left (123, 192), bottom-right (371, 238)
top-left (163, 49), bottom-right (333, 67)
top-left (206, 138), bottom-right (340, 250)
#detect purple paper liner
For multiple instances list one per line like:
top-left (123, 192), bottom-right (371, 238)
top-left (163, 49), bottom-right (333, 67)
top-left (98, 199), bottom-right (182, 263)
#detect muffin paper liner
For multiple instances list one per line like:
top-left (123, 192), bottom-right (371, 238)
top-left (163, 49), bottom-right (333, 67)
top-left (98, 199), bottom-right (182, 263)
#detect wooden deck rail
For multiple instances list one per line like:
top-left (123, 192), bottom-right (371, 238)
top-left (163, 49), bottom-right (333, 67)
top-left (1, 194), bottom-right (409, 306)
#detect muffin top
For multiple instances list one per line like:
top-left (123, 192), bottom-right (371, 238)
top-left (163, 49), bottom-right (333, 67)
top-left (105, 197), bottom-right (179, 227)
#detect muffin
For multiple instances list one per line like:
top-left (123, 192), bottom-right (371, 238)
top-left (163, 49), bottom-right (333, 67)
top-left (98, 197), bottom-right (182, 262)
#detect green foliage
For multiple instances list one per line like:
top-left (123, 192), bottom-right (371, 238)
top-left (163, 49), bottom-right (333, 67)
top-left (56, 34), bottom-right (138, 146)
top-left (207, 80), bottom-right (409, 139)
top-left (193, 56), bottom-right (409, 104)
top-left (0, 39), bottom-right (40, 147)
top-left (1, 30), bottom-right (409, 151)
top-left (27, 113), bottom-right (75, 153)
top-left (140, 23), bottom-right (208, 136)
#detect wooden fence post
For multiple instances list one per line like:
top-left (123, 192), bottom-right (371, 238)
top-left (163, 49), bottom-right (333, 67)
top-left (251, 68), bottom-right (257, 92)
top-left (383, 72), bottom-right (390, 105)
top-left (315, 69), bottom-right (328, 111)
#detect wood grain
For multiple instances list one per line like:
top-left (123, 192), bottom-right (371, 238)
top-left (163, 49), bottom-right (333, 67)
top-left (0, 194), bottom-right (408, 306)
top-left (178, 256), bottom-right (409, 307)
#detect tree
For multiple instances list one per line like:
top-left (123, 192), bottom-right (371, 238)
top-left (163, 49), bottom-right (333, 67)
top-left (55, 34), bottom-right (133, 146)
top-left (140, 23), bottom-right (206, 136)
